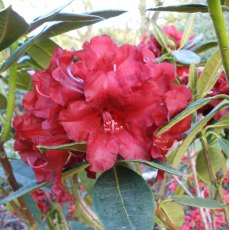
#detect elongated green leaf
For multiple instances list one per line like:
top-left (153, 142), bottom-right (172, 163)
top-left (188, 61), bottom-right (198, 96)
top-left (38, 141), bottom-right (86, 152)
top-left (179, 14), bottom-right (196, 49)
top-left (159, 202), bottom-right (184, 228)
top-left (0, 162), bottom-right (88, 205)
top-left (28, 0), bottom-right (74, 33)
top-left (192, 41), bottom-right (218, 54)
top-left (87, 10), bottom-right (127, 19)
top-left (147, 4), bottom-right (216, 13)
top-left (197, 49), bottom-right (222, 99)
top-left (0, 6), bottom-right (29, 51)
top-left (196, 143), bottom-right (227, 184)
top-left (152, 23), bottom-right (170, 53)
top-left (93, 166), bottom-right (154, 230)
top-left (172, 100), bottom-right (228, 166)
top-left (157, 95), bottom-right (228, 136)
top-left (172, 50), bottom-right (201, 65)
top-left (218, 137), bottom-right (229, 158)
top-left (26, 39), bottom-right (58, 68)
top-left (206, 113), bottom-right (229, 130)
top-left (172, 195), bottom-right (226, 209)
top-left (119, 159), bottom-right (186, 178)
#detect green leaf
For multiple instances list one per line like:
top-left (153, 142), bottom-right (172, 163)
top-left (172, 50), bottom-right (201, 65)
top-left (196, 143), bottom-right (227, 184)
top-left (152, 23), bottom-right (170, 53)
top-left (172, 195), bottom-right (226, 209)
top-left (78, 170), bottom-right (95, 197)
top-left (159, 201), bottom-right (184, 228)
top-left (172, 100), bottom-right (228, 167)
top-left (192, 41), bottom-right (218, 54)
top-left (93, 166), bottom-right (155, 230)
top-left (218, 137), bottom-right (229, 158)
top-left (179, 14), bottom-right (196, 49)
top-left (0, 93), bottom-right (7, 109)
top-left (23, 194), bottom-right (45, 229)
top-left (38, 141), bottom-right (86, 152)
top-left (197, 49), bottom-right (222, 99)
top-left (69, 221), bottom-right (91, 230)
top-left (0, 162), bottom-right (88, 205)
top-left (188, 61), bottom-right (198, 96)
top-left (146, 4), bottom-right (209, 13)
top-left (0, 6), bottom-right (30, 51)
top-left (206, 113), bottom-right (229, 130)
top-left (119, 159), bottom-right (186, 178)
top-left (157, 95), bottom-right (228, 136)
top-left (0, 0), bottom-right (4, 10)
top-left (26, 39), bottom-right (58, 69)
top-left (28, 0), bottom-right (75, 32)
top-left (0, 160), bottom-right (35, 185)
top-left (16, 71), bottom-right (33, 90)
top-left (87, 10), bottom-right (127, 19)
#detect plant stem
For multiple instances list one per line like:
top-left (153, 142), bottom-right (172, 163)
top-left (0, 43), bottom-right (36, 228)
top-left (172, 175), bottom-right (194, 197)
top-left (55, 203), bottom-right (70, 230)
top-left (207, 0), bottom-right (229, 80)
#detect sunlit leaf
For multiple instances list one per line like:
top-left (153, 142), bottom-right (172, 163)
top-left (192, 41), bottom-right (218, 54)
top-left (197, 49), bottom-right (222, 99)
top-left (93, 166), bottom-right (155, 230)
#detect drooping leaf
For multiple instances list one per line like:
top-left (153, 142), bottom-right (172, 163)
top-left (197, 49), bottom-right (222, 99)
top-left (87, 10), bottom-right (127, 19)
top-left (196, 143), bottom-right (227, 184)
top-left (26, 39), bottom-right (58, 69)
top-left (179, 14), bottom-right (196, 49)
top-left (0, 6), bottom-right (30, 51)
top-left (146, 4), bottom-right (228, 13)
top-left (119, 159), bottom-right (186, 178)
top-left (192, 41), bottom-right (218, 54)
top-left (0, 162), bottom-right (89, 205)
top-left (158, 201), bottom-right (184, 228)
top-left (93, 166), bottom-right (155, 230)
top-left (172, 100), bottom-right (228, 166)
top-left (152, 23), bottom-right (170, 53)
top-left (172, 50), bottom-right (201, 65)
top-left (38, 141), bottom-right (86, 153)
top-left (157, 95), bottom-right (228, 136)
top-left (188, 61), bottom-right (198, 96)
top-left (172, 195), bottom-right (226, 209)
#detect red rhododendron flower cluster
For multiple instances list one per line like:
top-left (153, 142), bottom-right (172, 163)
top-left (14, 35), bottom-right (192, 203)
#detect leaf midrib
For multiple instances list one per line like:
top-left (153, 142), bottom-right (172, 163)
top-left (113, 167), bottom-right (134, 230)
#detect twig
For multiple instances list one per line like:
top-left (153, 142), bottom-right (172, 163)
top-left (172, 175), bottom-right (193, 197)
top-left (55, 203), bottom-right (70, 230)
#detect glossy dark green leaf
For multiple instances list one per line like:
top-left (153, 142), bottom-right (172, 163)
top-left (93, 166), bottom-right (154, 230)
top-left (26, 39), bottom-right (58, 69)
top-left (0, 93), bottom-right (7, 109)
top-left (157, 95), bottom-right (228, 136)
top-left (172, 100), bottom-right (228, 166)
top-left (38, 141), bottom-right (86, 152)
top-left (197, 49), bottom-right (222, 99)
top-left (0, 162), bottom-right (88, 205)
top-left (172, 195), bottom-right (226, 209)
top-left (172, 50), bottom-right (201, 65)
top-left (192, 41), bottom-right (218, 54)
top-left (119, 159), bottom-right (186, 178)
top-left (196, 143), bottom-right (227, 184)
top-left (0, 6), bottom-right (29, 51)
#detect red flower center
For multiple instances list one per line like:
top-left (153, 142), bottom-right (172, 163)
top-left (102, 111), bottom-right (123, 134)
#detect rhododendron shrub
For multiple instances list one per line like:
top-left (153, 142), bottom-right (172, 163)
top-left (0, 2), bottom-right (229, 230)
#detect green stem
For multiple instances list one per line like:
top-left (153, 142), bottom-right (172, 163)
top-left (55, 203), bottom-right (70, 230)
top-left (207, 0), bottom-right (229, 81)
